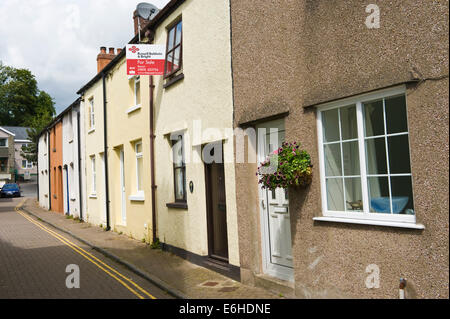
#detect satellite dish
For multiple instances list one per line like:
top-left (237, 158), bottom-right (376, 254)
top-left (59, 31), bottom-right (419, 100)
top-left (136, 3), bottom-right (159, 20)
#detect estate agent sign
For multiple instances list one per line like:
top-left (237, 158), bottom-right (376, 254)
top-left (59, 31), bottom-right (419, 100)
top-left (126, 44), bottom-right (166, 76)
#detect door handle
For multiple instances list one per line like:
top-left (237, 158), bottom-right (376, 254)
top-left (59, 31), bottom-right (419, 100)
top-left (261, 199), bottom-right (266, 209)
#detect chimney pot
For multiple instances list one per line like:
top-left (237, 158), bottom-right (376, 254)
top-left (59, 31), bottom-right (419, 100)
top-left (117, 48), bottom-right (122, 54)
top-left (97, 46), bottom-right (115, 73)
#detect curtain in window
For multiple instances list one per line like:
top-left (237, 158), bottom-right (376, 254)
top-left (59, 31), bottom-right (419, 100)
top-left (322, 105), bottom-right (362, 212)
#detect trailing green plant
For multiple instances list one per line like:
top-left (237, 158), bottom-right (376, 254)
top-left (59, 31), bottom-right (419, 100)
top-left (150, 238), bottom-right (161, 250)
top-left (257, 142), bottom-right (312, 190)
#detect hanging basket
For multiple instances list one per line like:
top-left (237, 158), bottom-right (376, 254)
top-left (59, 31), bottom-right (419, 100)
top-left (257, 142), bottom-right (312, 190)
top-left (292, 166), bottom-right (313, 188)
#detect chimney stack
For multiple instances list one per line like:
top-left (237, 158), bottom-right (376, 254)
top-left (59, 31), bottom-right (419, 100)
top-left (133, 10), bottom-right (150, 37)
top-left (97, 46), bottom-right (116, 73)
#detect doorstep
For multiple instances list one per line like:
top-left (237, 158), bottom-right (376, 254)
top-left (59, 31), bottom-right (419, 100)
top-left (254, 274), bottom-right (295, 298)
top-left (161, 242), bottom-right (241, 282)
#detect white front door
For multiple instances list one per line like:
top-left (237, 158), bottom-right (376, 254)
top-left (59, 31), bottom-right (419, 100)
top-left (120, 149), bottom-right (126, 224)
top-left (257, 119), bottom-right (294, 282)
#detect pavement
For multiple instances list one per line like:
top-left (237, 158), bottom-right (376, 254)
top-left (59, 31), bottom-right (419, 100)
top-left (17, 197), bottom-right (281, 299)
top-left (0, 197), bottom-right (172, 299)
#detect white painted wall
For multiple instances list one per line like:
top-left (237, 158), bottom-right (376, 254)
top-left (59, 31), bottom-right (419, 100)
top-left (38, 132), bottom-right (49, 209)
top-left (62, 106), bottom-right (81, 218)
top-left (79, 100), bottom-right (87, 222)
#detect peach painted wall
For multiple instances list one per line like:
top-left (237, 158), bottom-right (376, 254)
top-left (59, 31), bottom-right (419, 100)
top-left (49, 121), bottom-right (63, 213)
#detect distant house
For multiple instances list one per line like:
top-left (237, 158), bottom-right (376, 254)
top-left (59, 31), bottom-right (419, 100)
top-left (2, 126), bottom-right (37, 181)
top-left (0, 126), bottom-right (16, 186)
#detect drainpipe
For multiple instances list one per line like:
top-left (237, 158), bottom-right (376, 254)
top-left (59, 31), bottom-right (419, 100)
top-left (149, 74), bottom-right (157, 243)
top-left (48, 130), bottom-right (51, 210)
top-left (102, 72), bottom-right (111, 231)
top-left (77, 111), bottom-right (83, 220)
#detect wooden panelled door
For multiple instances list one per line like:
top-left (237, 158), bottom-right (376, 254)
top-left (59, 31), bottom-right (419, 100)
top-left (257, 119), bottom-right (294, 282)
top-left (205, 142), bottom-right (229, 262)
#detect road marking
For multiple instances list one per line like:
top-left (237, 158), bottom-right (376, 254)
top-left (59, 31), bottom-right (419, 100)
top-left (14, 200), bottom-right (156, 299)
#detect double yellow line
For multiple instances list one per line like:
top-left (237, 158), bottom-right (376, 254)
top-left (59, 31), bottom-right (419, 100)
top-left (14, 200), bottom-right (156, 300)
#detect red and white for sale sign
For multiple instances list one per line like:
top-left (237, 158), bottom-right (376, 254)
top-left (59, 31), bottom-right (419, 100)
top-left (126, 44), bottom-right (166, 76)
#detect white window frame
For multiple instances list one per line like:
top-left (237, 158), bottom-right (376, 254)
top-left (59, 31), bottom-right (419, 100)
top-left (315, 85), bottom-right (423, 229)
top-left (126, 76), bottom-right (142, 114)
top-left (22, 160), bottom-right (33, 169)
top-left (136, 141), bottom-right (143, 192)
top-left (129, 141), bottom-right (145, 201)
top-left (89, 97), bottom-right (95, 130)
top-left (90, 156), bottom-right (96, 196)
top-left (134, 76), bottom-right (141, 107)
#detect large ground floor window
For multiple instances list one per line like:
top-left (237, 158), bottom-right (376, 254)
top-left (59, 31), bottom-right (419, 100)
top-left (317, 86), bottom-right (416, 225)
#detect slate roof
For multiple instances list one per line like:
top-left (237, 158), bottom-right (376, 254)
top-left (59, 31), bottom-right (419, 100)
top-left (1, 126), bottom-right (31, 141)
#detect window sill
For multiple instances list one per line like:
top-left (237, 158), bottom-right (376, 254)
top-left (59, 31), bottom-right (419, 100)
top-left (163, 73), bottom-right (184, 89)
top-left (312, 216), bottom-right (425, 230)
top-left (166, 202), bottom-right (188, 209)
top-left (127, 104), bottom-right (141, 114)
top-left (88, 128), bottom-right (95, 134)
top-left (129, 193), bottom-right (145, 202)
top-left (89, 194), bottom-right (97, 199)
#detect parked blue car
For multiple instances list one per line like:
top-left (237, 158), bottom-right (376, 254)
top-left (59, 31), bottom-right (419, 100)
top-left (0, 183), bottom-right (21, 198)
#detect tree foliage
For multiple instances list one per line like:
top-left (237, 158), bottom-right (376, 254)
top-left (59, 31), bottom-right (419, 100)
top-left (0, 61), bottom-right (56, 163)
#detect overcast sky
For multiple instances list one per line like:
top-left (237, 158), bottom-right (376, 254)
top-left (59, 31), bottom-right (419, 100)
top-left (0, 0), bottom-right (170, 114)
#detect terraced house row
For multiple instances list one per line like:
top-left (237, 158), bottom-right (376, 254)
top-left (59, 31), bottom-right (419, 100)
top-left (37, 0), bottom-right (449, 298)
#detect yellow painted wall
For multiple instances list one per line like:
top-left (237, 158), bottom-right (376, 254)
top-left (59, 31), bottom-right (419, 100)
top-left (82, 80), bottom-right (107, 227)
top-left (106, 58), bottom-right (153, 241)
top-left (153, 0), bottom-right (240, 266)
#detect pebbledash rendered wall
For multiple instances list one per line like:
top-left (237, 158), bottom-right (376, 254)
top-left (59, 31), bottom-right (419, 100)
top-left (231, 0), bottom-right (448, 298)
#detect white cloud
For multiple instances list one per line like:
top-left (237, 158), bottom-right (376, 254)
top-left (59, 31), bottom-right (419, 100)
top-left (0, 0), bottom-right (170, 113)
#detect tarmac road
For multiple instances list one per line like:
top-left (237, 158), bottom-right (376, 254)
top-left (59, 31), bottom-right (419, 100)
top-left (0, 196), bottom-right (173, 299)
